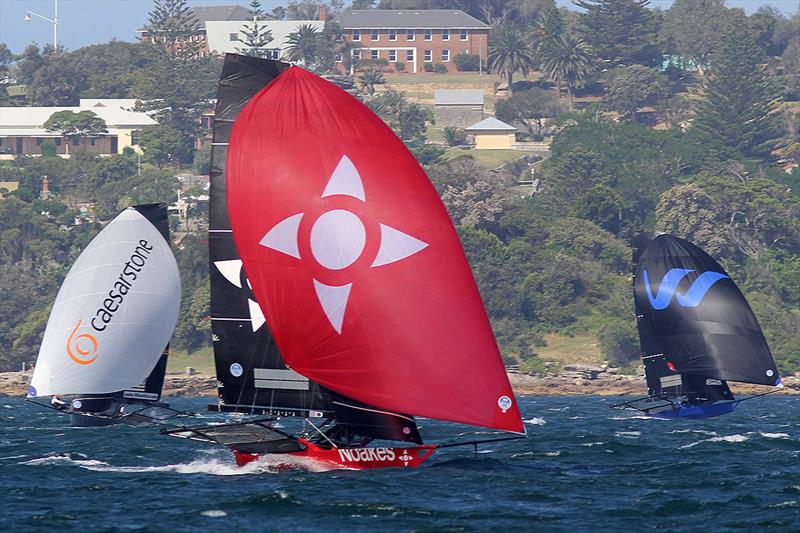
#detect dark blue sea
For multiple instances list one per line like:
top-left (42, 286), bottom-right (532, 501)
top-left (3, 396), bottom-right (799, 531)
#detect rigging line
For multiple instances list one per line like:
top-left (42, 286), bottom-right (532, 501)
top-left (436, 435), bottom-right (527, 449)
top-left (305, 417), bottom-right (338, 448)
top-left (732, 387), bottom-right (784, 404)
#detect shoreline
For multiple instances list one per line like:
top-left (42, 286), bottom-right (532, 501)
top-left (3, 370), bottom-right (799, 398)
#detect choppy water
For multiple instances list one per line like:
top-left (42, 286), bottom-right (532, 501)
top-left (3, 396), bottom-right (800, 531)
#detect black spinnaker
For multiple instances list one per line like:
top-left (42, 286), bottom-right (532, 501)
top-left (615, 233), bottom-right (781, 418)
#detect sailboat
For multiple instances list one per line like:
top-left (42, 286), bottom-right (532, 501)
top-left (613, 233), bottom-right (782, 418)
top-left (162, 54), bottom-right (524, 470)
top-left (27, 203), bottom-right (183, 426)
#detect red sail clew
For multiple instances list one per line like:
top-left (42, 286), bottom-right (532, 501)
top-left (227, 66), bottom-right (523, 434)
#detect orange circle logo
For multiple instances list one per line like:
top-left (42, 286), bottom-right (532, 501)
top-left (67, 320), bottom-right (99, 365)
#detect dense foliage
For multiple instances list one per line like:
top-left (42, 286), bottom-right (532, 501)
top-left (0, 0), bottom-right (797, 376)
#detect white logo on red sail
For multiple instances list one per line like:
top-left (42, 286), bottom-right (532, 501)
top-left (258, 155), bottom-right (428, 334)
top-left (213, 259), bottom-right (266, 332)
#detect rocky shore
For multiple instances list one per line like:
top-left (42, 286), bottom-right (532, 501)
top-left (3, 365), bottom-right (798, 398)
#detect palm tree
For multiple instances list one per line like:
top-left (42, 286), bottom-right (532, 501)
top-left (286, 24), bottom-right (321, 66)
top-left (357, 69), bottom-right (385, 98)
top-left (487, 26), bottom-right (535, 94)
top-left (539, 34), bottom-right (595, 110)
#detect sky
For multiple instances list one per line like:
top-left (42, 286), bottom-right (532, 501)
top-left (0, 0), bottom-right (798, 54)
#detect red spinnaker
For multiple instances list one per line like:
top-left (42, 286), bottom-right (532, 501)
top-left (227, 66), bottom-right (523, 433)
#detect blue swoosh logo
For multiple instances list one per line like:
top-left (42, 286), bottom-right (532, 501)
top-left (644, 269), bottom-right (729, 310)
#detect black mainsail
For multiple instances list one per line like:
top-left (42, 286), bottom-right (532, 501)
top-left (208, 54), bottom-right (330, 418)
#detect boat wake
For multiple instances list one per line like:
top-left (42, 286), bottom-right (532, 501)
top-left (20, 452), bottom-right (334, 475)
top-left (524, 417), bottom-right (546, 426)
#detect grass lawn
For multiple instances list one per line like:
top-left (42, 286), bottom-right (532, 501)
top-left (442, 148), bottom-right (525, 168)
top-left (384, 72), bottom-right (503, 85)
top-left (167, 346), bottom-right (215, 374)
top-left (533, 334), bottom-right (605, 366)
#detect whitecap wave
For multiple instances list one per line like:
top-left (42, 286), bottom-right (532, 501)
top-left (524, 417), bottom-right (546, 426)
top-left (614, 431), bottom-right (641, 438)
top-left (760, 432), bottom-right (790, 439)
top-left (201, 510), bottom-right (227, 517)
top-left (680, 434), bottom-right (750, 449)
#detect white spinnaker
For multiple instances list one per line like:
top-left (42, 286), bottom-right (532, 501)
top-left (29, 208), bottom-right (181, 397)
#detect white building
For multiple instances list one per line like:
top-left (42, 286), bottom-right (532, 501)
top-left (0, 99), bottom-right (156, 159)
top-left (205, 20), bottom-right (325, 60)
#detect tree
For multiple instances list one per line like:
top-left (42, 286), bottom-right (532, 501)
top-left (495, 87), bottom-right (566, 135)
top-left (238, 0), bottom-right (274, 58)
top-left (286, 24), bottom-right (322, 66)
top-left (443, 127), bottom-right (467, 147)
top-left (783, 37), bottom-right (800, 100)
top-left (145, 0), bottom-right (201, 61)
top-left (603, 65), bottom-right (670, 121)
top-left (44, 111), bottom-right (108, 156)
top-left (366, 88), bottom-right (427, 141)
top-left (661, 0), bottom-right (726, 75)
top-left (694, 17), bottom-right (784, 159)
top-left (539, 34), bottom-right (595, 109)
top-left (134, 0), bottom-right (219, 164)
top-left (138, 124), bottom-right (185, 167)
top-left (487, 25), bottom-right (535, 94)
top-left (575, 0), bottom-right (661, 67)
top-left (357, 68), bottom-right (385, 97)
top-left (0, 43), bottom-right (13, 105)
top-left (573, 184), bottom-right (623, 234)
top-left (25, 46), bottom-right (83, 106)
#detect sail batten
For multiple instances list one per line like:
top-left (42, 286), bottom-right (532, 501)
top-left (226, 65), bottom-right (522, 433)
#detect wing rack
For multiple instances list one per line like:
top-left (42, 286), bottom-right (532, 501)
top-left (160, 418), bottom-right (305, 453)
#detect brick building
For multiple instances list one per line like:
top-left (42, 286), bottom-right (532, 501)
top-left (332, 10), bottom-right (490, 74)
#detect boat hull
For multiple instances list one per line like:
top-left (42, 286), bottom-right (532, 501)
top-left (650, 401), bottom-right (737, 420)
top-left (234, 440), bottom-right (437, 470)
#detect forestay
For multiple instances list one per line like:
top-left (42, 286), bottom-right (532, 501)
top-left (29, 207), bottom-right (181, 397)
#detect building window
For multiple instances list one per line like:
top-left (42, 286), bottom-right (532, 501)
top-left (36, 138), bottom-right (43, 146)
top-left (388, 29), bottom-right (397, 41)
top-left (406, 50), bottom-right (414, 61)
top-left (73, 138), bottom-right (80, 146)
top-left (424, 29), bottom-right (432, 41)
top-left (460, 29), bottom-right (468, 40)
top-left (371, 49), bottom-right (379, 60)
top-left (352, 29), bottom-right (361, 41)
top-left (389, 49), bottom-right (397, 62)
top-left (352, 49), bottom-right (361, 59)
top-left (90, 137), bottom-right (97, 146)
top-left (334, 54), bottom-right (343, 63)
top-left (442, 49), bottom-right (450, 62)
top-left (268, 49), bottom-right (280, 60)
top-left (442, 29), bottom-right (450, 41)
top-left (371, 29), bottom-right (379, 41)
top-left (55, 138), bottom-right (61, 146)
top-left (407, 29), bottom-right (415, 41)
top-left (424, 49), bottom-right (432, 62)
top-left (229, 33), bottom-right (239, 42)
